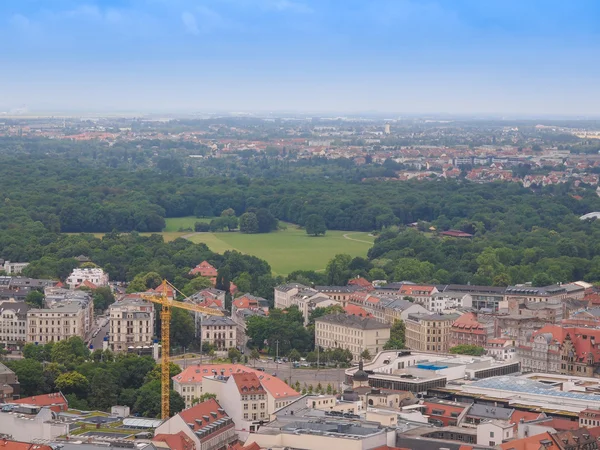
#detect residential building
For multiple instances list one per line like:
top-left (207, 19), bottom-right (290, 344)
top-left (201, 316), bottom-right (237, 351)
top-left (349, 294), bottom-right (430, 324)
top-left (43, 287), bottom-right (95, 338)
top-left (485, 338), bottom-right (516, 361)
top-left (154, 399), bottom-right (237, 450)
top-left (188, 289), bottom-right (226, 311)
top-left (518, 324), bottom-right (600, 376)
top-left (27, 300), bottom-right (91, 343)
top-left (189, 261), bottom-right (218, 285)
top-left (476, 420), bottom-right (514, 447)
top-left (314, 285), bottom-right (364, 305)
top-left (438, 284), bottom-right (506, 312)
top-left (429, 292), bottom-right (473, 312)
top-left (421, 398), bottom-right (470, 427)
top-left (398, 285), bottom-right (439, 305)
top-left (0, 261), bottom-right (29, 275)
top-left (449, 312), bottom-right (488, 348)
top-left (231, 294), bottom-right (269, 316)
top-left (13, 393), bottom-right (68, 412)
top-left (172, 363), bottom-right (300, 411)
top-left (579, 408), bottom-right (600, 428)
top-left (506, 296), bottom-right (564, 323)
top-left (202, 372), bottom-right (269, 441)
top-left (405, 313), bottom-right (460, 353)
top-left (315, 313), bottom-right (391, 361)
top-left (274, 283), bottom-right (338, 325)
top-left (0, 301), bottom-right (28, 350)
top-left (66, 268), bottom-right (109, 289)
top-left (348, 276), bottom-right (374, 291)
top-left (504, 284), bottom-right (573, 304)
top-left (109, 297), bottom-right (155, 352)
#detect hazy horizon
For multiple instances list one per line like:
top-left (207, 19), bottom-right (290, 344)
top-left (3, 0), bottom-right (600, 115)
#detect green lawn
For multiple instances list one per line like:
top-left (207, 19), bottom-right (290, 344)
top-left (163, 216), bottom-right (214, 232)
top-left (186, 224), bottom-right (374, 275)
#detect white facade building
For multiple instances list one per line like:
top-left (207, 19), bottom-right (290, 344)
top-left (0, 301), bottom-right (28, 350)
top-left (66, 268), bottom-right (109, 289)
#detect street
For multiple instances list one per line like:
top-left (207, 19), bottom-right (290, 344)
top-left (89, 320), bottom-right (110, 351)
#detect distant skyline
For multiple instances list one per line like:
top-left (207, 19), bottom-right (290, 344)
top-left (3, 0), bottom-right (600, 115)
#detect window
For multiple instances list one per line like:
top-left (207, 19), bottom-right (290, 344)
top-left (490, 432), bottom-right (495, 438)
top-left (243, 413), bottom-right (248, 420)
top-left (243, 404), bottom-right (248, 410)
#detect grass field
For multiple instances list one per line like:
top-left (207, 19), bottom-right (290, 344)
top-left (186, 224), bottom-right (374, 275)
top-left (163, 216), bottom-right (213, 232)
top-left (66, 217), bottom-right (375, 275)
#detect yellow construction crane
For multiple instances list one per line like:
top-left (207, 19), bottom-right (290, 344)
top-left (140, 279), bottom-right (224, 419)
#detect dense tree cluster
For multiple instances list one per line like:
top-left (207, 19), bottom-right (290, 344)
top-left (8, 337), bottom-right (185, 416)
top-left (246, 306), bottom-right (313, 355)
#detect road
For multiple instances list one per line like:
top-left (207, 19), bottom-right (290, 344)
top-left (89, 321), bottom-right (110, 351)
top-left (172, 357), bottom-right (347, 390)
top-left (342, 233), bottom-right (374, 244)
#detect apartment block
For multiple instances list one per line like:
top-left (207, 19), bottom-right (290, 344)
top-left (109, 296), bottom-right (155, 352)
top-left (405, 313), bottom-right (460, 353)
top-left (315, 313), bottom-right (390, 361)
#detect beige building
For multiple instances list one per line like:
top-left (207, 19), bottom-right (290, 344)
top-left (0, 301), bottom-right (28, 350)
top-left (405, 313), bottom-right (460, 353)
top-left (109, 297), bottom-right (155, 352)
top-left (315, 313), bottom-right (391, 361)
top-left (27, 303), bottom-right (88, 343)
top-left (201, 316), bottom-right (237, 351)
top-left (173, 363), bottom-right (300, 411)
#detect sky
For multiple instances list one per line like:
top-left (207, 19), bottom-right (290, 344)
top-left (2, 0), bottom-right (600, 115)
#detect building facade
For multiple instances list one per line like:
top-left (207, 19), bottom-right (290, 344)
top-left (66, 268), bottom-right (109, 289)
top-left (405, 313), bottom-right (460, 353)
top-left (201, 316), bottom-right (237, 351)
top-left (0, 301), bottom-right (28, 350)
top-left (109, 297), bottom-right (155, 352)
top-left (315, 313), bottom-right (391, 361)
top-left (27, 303), bottom-right (89, 343)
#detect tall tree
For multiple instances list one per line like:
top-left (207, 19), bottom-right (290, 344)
top-left (305, 214), bottom-right (327, 236)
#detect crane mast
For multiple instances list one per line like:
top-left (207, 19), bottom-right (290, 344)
top-left (140, 279), bottom-right (224, 419)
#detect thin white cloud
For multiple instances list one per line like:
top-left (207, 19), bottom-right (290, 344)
top-left (181, 11), bottom-right (199, 35)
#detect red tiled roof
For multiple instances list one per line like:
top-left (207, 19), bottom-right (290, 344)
top-left (499, 431), bottom-right (559, 450)
top-left (344, 304), bottom-right (372, 318)
top-left (544, 418), bottom-right (580, 431)
top-left (178, 399), bottom-right (229, 433)
top-left (348, 277), bottom-right (374, 290)
top-left (228, 444), bottom-right (260, 450)
top-left (173, 364), bottom-right (299, 399)
top-left (399, 285), bottom-right (436, 295)
top-left (153, 431), bottom-right (195, 450)
top-left (231, 372), bottom-right (266, 395)
top-left (189, 261), bottom-right (217, 277)
top-left (510, 410), bottom-right (544, 426)
top-left (13, 392), bottom-right (67, 412)
top-left (451, 313), bottom-right (486, 335)
top-left (0, 441), bottom-right (53, 450)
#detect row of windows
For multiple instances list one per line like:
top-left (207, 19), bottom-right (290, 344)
top-left (243, 403), bottom-right (265, 410)
top-left (243, 412), bottom-right (266, 420)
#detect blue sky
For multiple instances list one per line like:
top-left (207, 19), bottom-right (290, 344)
top-left (2, 0), bottom-right (600, 114)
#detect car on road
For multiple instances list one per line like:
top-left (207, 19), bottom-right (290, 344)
top-left (257, 367), bottom-right (265, 372)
